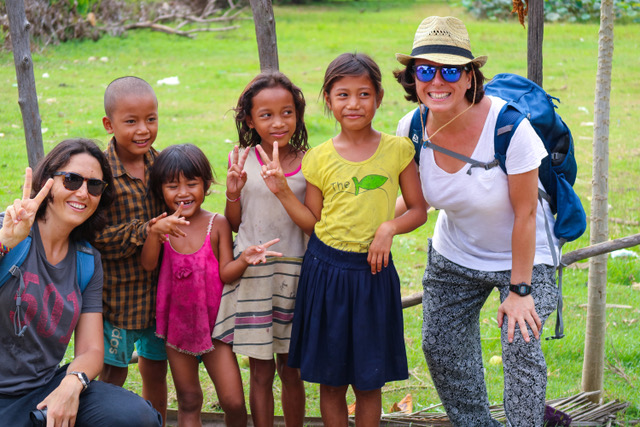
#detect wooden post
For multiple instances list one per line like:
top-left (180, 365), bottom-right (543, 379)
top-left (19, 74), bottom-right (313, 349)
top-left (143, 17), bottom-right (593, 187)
top-left (582, 0), bottom-right (614, 403)
top-left (527, 0), bottom-right (544, 86)
top-left (249, 0), bottom-right (279, 72)
top-left (401, 234), bottom-right (640, 309)
top-left (6, 0), bottom-right (45, 167)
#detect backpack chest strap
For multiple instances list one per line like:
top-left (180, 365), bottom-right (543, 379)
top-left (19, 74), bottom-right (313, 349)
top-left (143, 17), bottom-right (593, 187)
top-left (423, 139), bottom-right (500, 175)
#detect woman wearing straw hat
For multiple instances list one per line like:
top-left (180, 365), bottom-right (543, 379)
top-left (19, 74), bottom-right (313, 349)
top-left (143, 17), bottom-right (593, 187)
top-left (394, 16), bottom-right (558, 426)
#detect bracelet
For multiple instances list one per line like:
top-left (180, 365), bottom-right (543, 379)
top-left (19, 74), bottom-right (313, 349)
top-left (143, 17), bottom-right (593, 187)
top-left (226, 193), bottom-right (241, 203)
top-left (0, 242), bottom-right (11, 255)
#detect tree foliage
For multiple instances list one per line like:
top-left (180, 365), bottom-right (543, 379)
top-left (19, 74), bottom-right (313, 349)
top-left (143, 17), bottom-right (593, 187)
top-left (460, 0), bottom-right (639, 23)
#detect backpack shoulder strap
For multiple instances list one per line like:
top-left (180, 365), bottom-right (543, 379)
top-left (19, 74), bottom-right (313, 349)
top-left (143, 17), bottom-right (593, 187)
top-left (493, 103), bottom-right (527, 174)
top-left (408, 105), bottom-right (428, 165)
top-left (0, 236), bottom-right (32, 288)
top-left (76, 240), bottom-right (95, 293)
top-left (0, 237), bottom-right (95, 293)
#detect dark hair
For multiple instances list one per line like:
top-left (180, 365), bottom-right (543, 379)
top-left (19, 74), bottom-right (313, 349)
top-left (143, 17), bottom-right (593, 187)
top-left (393, 60), bottom-right (485, 104)
top-left (321, 52), bottom-right (383, 114)
top-left (149, 144), bottom-right (217, 205)
top-left (104, 76), bottom-right (157, 118)
top-left (32, 138), bottom-right (115, 242)
top-left (234, 71), bottom-right (308, 152)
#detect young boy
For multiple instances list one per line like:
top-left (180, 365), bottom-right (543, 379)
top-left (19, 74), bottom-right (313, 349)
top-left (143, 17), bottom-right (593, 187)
top-left (94, 76), bottom-right (185, 425)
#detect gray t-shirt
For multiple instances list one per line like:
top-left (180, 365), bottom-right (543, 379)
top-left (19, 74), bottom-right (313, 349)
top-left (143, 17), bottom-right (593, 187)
top-left (0, 215), bottom-right (103, 395)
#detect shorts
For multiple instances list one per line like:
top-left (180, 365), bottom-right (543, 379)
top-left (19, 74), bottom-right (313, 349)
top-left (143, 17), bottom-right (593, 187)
top-left (103, 319), bottom-right (167, 367)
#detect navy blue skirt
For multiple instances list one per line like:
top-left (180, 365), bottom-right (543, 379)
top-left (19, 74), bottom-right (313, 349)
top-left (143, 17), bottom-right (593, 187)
top-left (288, 234), bottom-right (408, 391)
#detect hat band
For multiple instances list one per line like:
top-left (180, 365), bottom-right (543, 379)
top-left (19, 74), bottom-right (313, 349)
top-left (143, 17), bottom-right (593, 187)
top-left (411, 44), bottom-right (475, 60)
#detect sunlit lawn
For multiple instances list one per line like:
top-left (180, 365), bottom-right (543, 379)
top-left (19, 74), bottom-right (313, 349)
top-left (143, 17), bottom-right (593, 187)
top-left (2, 1), bottom-right (639, 423)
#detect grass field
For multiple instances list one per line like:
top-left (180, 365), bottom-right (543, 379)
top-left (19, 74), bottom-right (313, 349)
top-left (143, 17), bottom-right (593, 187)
top-left (1, 1), bottom-right (639, 423)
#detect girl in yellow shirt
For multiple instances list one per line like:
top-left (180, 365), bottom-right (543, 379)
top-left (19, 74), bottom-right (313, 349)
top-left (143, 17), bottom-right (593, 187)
top-left (258, 52), bottom-right (426, 426)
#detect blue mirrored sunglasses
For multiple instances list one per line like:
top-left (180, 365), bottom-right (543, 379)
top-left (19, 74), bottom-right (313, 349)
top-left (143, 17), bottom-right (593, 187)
top-left (413, 64), bottom-right (469, 83)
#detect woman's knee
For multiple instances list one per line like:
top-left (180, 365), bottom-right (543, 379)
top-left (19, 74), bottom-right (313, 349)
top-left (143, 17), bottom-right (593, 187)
top-left (422, 327), bottom-right (448, 362)
top-left (127, 401), bottom-right (163, 427)
top-left (80, 382), bottom-right (162, 427)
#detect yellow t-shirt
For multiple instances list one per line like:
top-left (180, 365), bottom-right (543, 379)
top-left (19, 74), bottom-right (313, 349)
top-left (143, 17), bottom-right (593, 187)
top-left (302, 133), bottom-right (415, 253)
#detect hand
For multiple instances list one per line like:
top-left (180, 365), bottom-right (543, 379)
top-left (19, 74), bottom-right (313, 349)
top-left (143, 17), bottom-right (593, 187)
top-left (497, 292), bottom-right (541, 343)
top-left (256, 143), bottom-right (290, 195)
top-left (0, 168), bottom-right (53, 248)
top-left (226, 146), bottom-right (250, 200)
top-left (37, 375), bottom-right (82, 427)
top-left (242, 238), bottom-right (283, 265)
top-left (147, 212), bottom-right (168, 242)
top-left (149, 203), bottom-right (189, 239)
top-left (367, 221), bottom-right (394, 275)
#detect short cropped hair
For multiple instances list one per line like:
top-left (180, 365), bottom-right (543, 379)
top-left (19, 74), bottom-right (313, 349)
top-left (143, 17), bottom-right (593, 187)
top-left (104, 76), bottom-right (157, 118)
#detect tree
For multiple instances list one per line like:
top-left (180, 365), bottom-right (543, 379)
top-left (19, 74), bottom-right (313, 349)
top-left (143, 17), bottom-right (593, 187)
top-left (249, 0), bottom-right (279, 71)
top-left (582, 0), bottom-right (614, 402)
top-left (6, 0), bottom-right (44, 167)
top-left (527, 0), bottom-right (544, 85)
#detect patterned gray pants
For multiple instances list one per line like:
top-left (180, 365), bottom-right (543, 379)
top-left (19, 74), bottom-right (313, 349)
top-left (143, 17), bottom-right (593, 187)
top-left (422, 241), bottom-right (558, 427)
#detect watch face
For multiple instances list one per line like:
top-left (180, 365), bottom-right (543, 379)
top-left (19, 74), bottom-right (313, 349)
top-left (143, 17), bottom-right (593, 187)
top-left (79, 372), bottom-right (89, 384)
top-left (510, 283), bottom-right (532, 296)
top-left (70, 371), bottom-right (89, 389)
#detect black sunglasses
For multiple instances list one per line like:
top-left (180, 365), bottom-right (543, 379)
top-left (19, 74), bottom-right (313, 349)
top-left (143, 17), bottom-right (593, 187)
top-left (53, 171), bottom-right (108, 196)
top-left (413, 64), bottom-right (469, 83)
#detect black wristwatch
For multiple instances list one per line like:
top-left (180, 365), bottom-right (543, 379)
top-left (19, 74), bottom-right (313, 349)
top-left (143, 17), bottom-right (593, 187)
top-left (509, 282), bottom-right (532, 296)
top-left (68, 371), bottom-right (90, 391)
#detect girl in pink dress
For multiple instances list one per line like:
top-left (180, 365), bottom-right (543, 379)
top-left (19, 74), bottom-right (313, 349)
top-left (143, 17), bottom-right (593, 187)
top-left (141, 144), bottom-right (281, 427)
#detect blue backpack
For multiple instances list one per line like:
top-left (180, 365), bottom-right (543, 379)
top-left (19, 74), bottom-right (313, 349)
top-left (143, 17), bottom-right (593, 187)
top-left (0, 236), bottom-right (95, 291)
top-left (409, 73), bottom-right (587, 339)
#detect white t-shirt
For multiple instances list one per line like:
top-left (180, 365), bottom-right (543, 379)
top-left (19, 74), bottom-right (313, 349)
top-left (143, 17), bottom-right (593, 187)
top-left (397, 96), bottom-right (557, 271)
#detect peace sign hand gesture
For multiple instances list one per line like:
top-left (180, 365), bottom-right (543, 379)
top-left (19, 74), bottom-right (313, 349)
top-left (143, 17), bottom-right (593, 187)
top-left (241, 238), bottom-right (283, 265)
top-left (0, 167), bottom-right (53, 249)
top-left (256, 143), bottom-right (289, 195)
top-left (226, 146), bottom-right (250, 201)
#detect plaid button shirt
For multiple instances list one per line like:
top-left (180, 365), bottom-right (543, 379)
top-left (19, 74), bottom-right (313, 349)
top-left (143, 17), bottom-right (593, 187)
top-left (93, 139), bottom-right (164, 329)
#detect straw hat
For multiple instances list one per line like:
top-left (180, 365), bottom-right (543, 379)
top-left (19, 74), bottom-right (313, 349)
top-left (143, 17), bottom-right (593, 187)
top-left (396, 16), bottom-right (487, 67)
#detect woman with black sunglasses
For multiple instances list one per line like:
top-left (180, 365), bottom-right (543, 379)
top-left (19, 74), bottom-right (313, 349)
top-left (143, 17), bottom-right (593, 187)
top-left (0, 138), bottom-right (162, 427)
top-left (394, 17), bottom-right (559, 427)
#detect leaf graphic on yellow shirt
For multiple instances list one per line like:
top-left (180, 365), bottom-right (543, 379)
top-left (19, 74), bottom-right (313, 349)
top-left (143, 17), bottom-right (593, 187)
top-left (352, 174), bottom-right (387, 196)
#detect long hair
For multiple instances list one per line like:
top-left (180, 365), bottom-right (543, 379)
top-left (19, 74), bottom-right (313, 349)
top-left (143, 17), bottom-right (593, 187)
top-left (32, 138), bottom-right (115, 242)
top-left (234, 71), bottom-right (308, 152)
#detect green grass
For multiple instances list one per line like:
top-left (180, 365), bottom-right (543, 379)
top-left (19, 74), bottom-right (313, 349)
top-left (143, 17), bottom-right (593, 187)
top-left (2, 1), bottom-right (640, 423)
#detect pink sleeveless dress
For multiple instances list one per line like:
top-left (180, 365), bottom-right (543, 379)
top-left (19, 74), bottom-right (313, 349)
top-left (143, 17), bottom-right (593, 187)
top-left (156, 214), bottom-right (223, 355)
